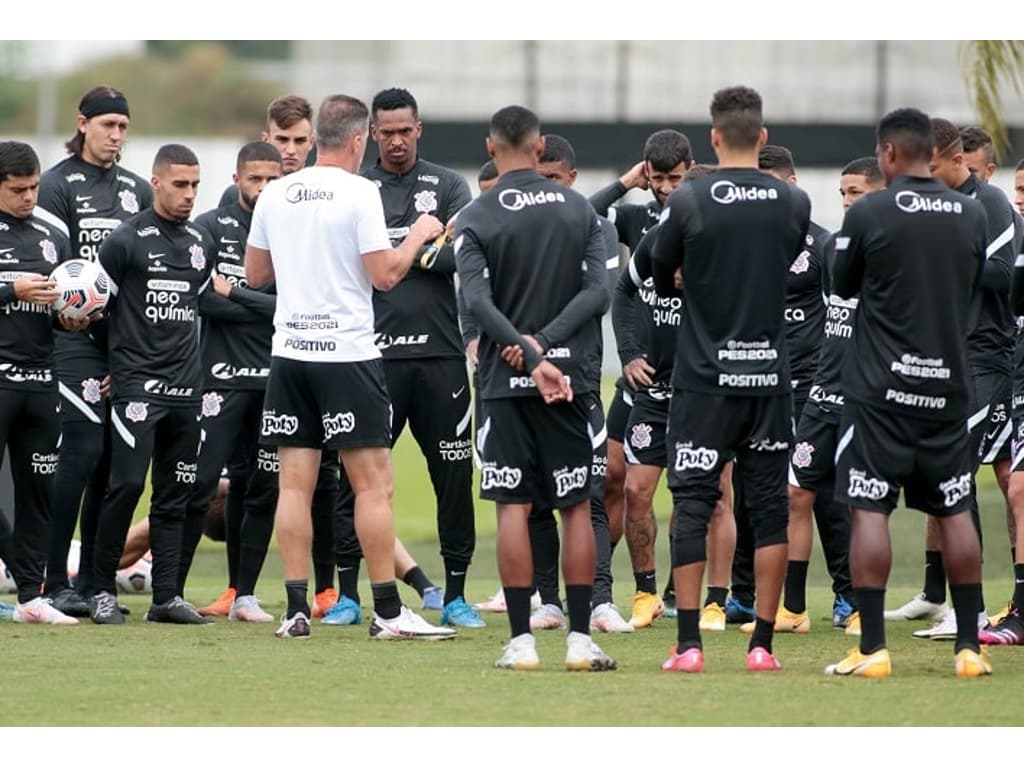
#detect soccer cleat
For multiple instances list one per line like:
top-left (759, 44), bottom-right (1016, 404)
top-left (629, 591), bottom-right (665, 628)
top-left (979, 608), bottom-right (1024, 645)
top-left (844, 612), bottom-right (861, 636)
top-left (662, 594), bottom-right (678, 619)
top-left (421, 586), bottom-right (444, 611)
top-left (741, 607), bottom-right (810, 634)
top-left (198, 586), bottom-right (236, 617)
top-left (746, 646), bottom-right (782, 671)
top-left (988, 601), bottom-right (1011, 627)
top-left (590, 602), bottom-right (634, 633)
top-left (0, 602), bottom-right (14, 621)
top-left (13, 597), bottom-right (79, 625)
top-left (473, 588), bottom-right (507, 613)
top-left (530, 603), bottom-right (566, 630)
top-left (370, 605), bottom-right (457, 640)
top-left (913, 609), bottom-right (956, 640)
top-left (832, 594), bottom-right (855, 628)
top-left (275, 612), bottom-right (311, 639)
top-left (884, 592), bottom-right (947, 622)
top-left (699, 602), bottom-right (727, 632)
top-left (145, 596), bottom-right (215, 625)
top-left (90, 591), bottom-right (125, 625)
top-left (661, 645), bottom-right (704, 673)
top-left (955, 647), bottom-right (992, 678)
top-left (228, 595), bottom-right (274, 623)
top-left (312, 588), bottom-right (338, 619)
top-left (825, 647), bottom-right (892, 678)
top-left (494, 633), bottom-right (541, 670)
top-left (441, 597), bottom-right (486, 628)
top-left (321, 595), bottom-right (363, 625)
top-left (565, 631), bottom-right (617, 671)
top-left (47, 587), bottom-right (91, 618)
top-left (725, 596), bottom-right (755, 624)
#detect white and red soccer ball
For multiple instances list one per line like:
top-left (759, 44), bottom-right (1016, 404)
top-left (50, 258), bottom-right (111, 320)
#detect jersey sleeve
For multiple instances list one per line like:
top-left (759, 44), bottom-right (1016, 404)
top-left (356, 184), bottom-right (393, 255)
top-left (651, 191), bottom-right (688, 297)
top-left (248, 194), bottom-right (270, 251)
top-left (35, 172), bottom-right (72, 239)
top-left (978, 190), bottom-right (1014, 292)
top-left (612, 256), bottom-right (644, 366)
top-left (832, 200), bottom-right (871, 299)
top-left (97, 225), bottom-right (133, 295)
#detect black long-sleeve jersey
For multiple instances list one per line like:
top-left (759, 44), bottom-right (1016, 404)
top-left (807, 234), bottom-right (856, 422)
top-left (362, 159), bottom-right (471, 360)
top-left (194, 202), bottom-right (275, 391)
top-left (614, 223), bottom-right (680, 391)
top-left (99, 209), bottom-right (214, 404)
top-left (957, 174), bottom-right (1016, 375)
top-left (455, 168), bottom-right (611, 400)
top-left (36, 155), bottom-right (153, 379)
top-left (0, 212), bottom-right (71, 390)
top-left (589, 180), bottom-right (662, 252)
top-left (786, 220), bottom-right (828, 392)
top-left (652, 168), bottom-right (810, 396)
top-left (834, 175), bottom-right (987, 421)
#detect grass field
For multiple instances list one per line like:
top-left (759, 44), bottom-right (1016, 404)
top-left (3, 381), bottom-right (1023, 728)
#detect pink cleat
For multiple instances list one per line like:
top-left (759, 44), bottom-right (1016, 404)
top-left (746, 646), bottom-right (782, 671)
top-left (661, 645), bottom-right (704, 673)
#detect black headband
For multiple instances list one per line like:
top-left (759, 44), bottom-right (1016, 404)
top-left (79, 95), bottom-right (130, 120)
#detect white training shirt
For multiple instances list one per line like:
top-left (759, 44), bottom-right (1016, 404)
top-left (248, 165), bottom-right (392, 362)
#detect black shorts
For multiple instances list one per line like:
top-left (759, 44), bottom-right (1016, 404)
top-left (835, 401), bottom-right (973, 517)
top-left (1012, 369), bottom-right (1024, 473)
top-left (606, 378), bottom-right (633, 444)
top-left (623, 388), bottom-right (670, 468)
top-left (582, 391), bottom-right (608, 501)
top-left (260, 357), bottom-right (391, 450)
top-left (789, 405), bottom-right (839, 493)
top-left (971, 371), bottom-right (1012, 466)
top-left (476, 397), bottom-right (592, 508)
top-left (58, 375), bottom-right (107, 426)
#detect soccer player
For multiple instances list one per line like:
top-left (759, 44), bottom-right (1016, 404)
top-left (34, 85), bottom-right (153, 617)
top-left (825, 107), bottom-right (991, 678)
top-left (328, 87), bottom-right (482, 629)
top-left (889, 117), bottom-right (1015, 639)
top-left (245, 93), bottom-right (453, 641)
top-left (654, 86), bottom-right (810, 673)
top-left (959, 125), bottom-right (998, 182)
top-left (174, 141), bottom-right (283, 622)
top-left (88, 143), bottom-right (215, 626)
top-left (456, 105), bottom-right (615, 671)
top-left (742, 145), bottom-right (859, 635)
top-left (590, 129), bottom-right (693, 626)
top-left (0, 140), bottom-right (80, 625)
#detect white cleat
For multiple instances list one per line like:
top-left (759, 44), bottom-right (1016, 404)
top-left (565, 631), bottom-right (617, 671)
top-left (884, 592), bottom-right (947, 622)
top-left (229, 595), bottom-right (274, 623)
top-left (494, 632), bottom-right (541, 670)
top-left (13, 597), bottom-right (79, 625)
top-left (913, 609), bottom-right (957, 640)
top-left (590, 602), bottom-right (635, 633)
top-left (530, 603), bottom-right (566, 630)
top-left (369, 605), bottom-right (456, 640)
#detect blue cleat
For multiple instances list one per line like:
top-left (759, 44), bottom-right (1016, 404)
top-left (725, 596), bottom-right (755, 624)
top-left (662, 595), bottom-right (678, 619)
top-left (421, 586), bottom-right (444, 611)
top-left (0, 602), bottom-right (14, 622)
top-left (321, 595), bottom-right (363, 625)
top-left (441, 596), bottom-right (486, 628)
top-left (832, 594), bottom-right (855, 629)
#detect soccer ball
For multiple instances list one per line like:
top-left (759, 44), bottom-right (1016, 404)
top-left (115, 551), bottom-right (153, 594)
top-left (0, 556), bottom-right (14, 593)
top-left (50, 258), bottom-right (111, 320)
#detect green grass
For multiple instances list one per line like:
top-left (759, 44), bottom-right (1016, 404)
top-left (3, 379), bottom-right (1022, 726)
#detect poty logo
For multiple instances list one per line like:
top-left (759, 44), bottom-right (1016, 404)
top-left (137, 226), bottom-right (159, 238)
top-left (498, 188), bottom-right (566, 211)
top-left (481, 465), bottom-right (522, 490)
top-left (65, 173), bottom-right (86, 183)
top-left (322, 411), bottom-right (356, 440)
top-left (553, 465), bottom-right (588, 498)
top-left (262, 412), bottom-right (299, 436)
top-left (710, 180), bottom-right (779, 205)
top-left (674, 443), bottom-right (719, 472)
top-left (847, 469), bottom-right (889, 501)
top-left (285, 183), bottom-right (334, 203)
top-left (894, 190), bottom-right (963, 215)
top-left (217, 216), bottom-right (240, 227)
top-left (939, 472), bottom-right (972, 508)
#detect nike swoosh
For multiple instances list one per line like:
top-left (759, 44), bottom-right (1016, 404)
top-left (75, 195), bottom-right (92, 202)
top-left (449, 571), bottom-right (466, 577)
top-left (451, 387), bottom-right (465, 399)
top-left (147, 252), bottom-right (166, 260)
top-left (0, 248), bottom-right (13, 255)
top-left (220, 238), bottom-right (239, 244)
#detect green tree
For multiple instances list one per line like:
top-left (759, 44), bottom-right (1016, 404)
top-left (959, 40), bottom-right (1024, 161)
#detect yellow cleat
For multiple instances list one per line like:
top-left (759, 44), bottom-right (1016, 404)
top-left (844, 611), bottom-right (861, 636)
top-left (825, 647), bottom-right (892, 678)
top-left (740, 606), bottom-right (810, 634)
top-left (699, 602), bottom-right (726, 631)
top-left (628, 591), bottom-right (665, 628)
top-left (988, 602), bottom-right (1011, 627)
top-left (955, 647), bottom-right (992, 678)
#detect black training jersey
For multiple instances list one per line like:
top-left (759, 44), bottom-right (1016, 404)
top-left (194, 202), bottom-right (275, 391)
top-left (455, 168), bottom-right (611, 400)
top-left (589, 180), bottom-right (662, 252)
top-left (786, 220), bottom-right (828, 393)
top-left (363, 159), bottom-right (471, 360)
top-left (36, 155), bottom-right (153, 379)
top-left (807, 233), bottom-right (856, 421)
top-left (99, 209), bottom-right (214, 404)
top-left (958, 174), bottom-right (1016, 376)
top-left (0, 213), bottom-right (71, 391)
top-left (834, 175), bottom-right (987, 421)
top-left (615, 223), bottom-right (680, 391)
top-left (652, 168), bottom-right (810, 397)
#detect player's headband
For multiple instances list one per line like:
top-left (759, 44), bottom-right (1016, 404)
top-left (79, 94), bottom-right (130, 120)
